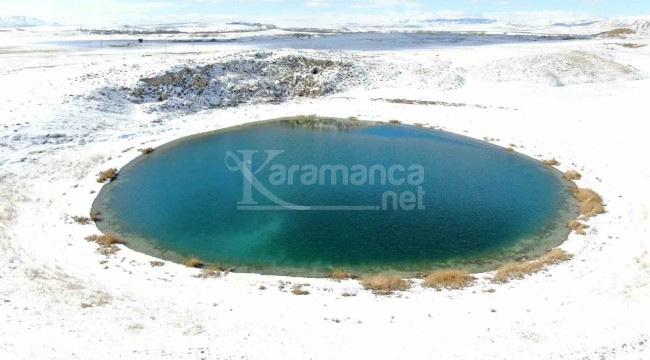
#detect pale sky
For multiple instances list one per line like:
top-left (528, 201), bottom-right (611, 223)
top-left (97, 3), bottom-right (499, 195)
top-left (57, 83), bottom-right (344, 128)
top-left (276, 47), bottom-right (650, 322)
top-left (2, 0), bottom-right (650, 27)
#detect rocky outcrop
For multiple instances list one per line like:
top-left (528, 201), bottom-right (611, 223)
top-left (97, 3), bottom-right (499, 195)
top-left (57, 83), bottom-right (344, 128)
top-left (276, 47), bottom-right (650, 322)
top-left (128, 52), bottom-right (361, 112)
top-left (127, 50), bottom-right (465, 113)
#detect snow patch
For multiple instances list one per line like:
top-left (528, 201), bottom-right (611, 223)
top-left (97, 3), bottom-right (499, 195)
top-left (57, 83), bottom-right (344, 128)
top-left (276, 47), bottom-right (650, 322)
top-left (471, 51), bottom-right (643, 86)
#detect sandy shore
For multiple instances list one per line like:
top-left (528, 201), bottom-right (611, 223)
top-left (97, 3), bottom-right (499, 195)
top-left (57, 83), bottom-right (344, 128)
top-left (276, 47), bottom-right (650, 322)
top-left (1, 32), bottom-right (650, 359)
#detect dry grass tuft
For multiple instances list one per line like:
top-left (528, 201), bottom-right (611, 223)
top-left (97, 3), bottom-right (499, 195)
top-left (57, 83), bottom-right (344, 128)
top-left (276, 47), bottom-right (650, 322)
top-left (506, 147), bottom-right (514, 152)
top-left (184, 257), bottom-right (204, 268)
top-left (494, 261), bottom-right (543, 282)
top-left (421, 270), bottom-right (475, 290)
top-left (540, 248), bottom-right (573, 264)
top-left (203, 263), bottom-right (224, 277)
top-left (98, 244), bottom-right (120, 255)
top-left (542, 158), bottom-right (560, 166)
top-left (388, 119), bottom-right (402, 124)
top-left (86, 233), bottom-right (124, 246)
top-left (278, 280), bottom-right (287, 291)
top-left (291, 284), bottom-right (310, 295)
top-left (622, 43), bottom-right (647, 48)
top-left (567, 219), bottom-right (589, 235)
top-left (139, 147), bottom-right (155, 154)
top-left (494, 248), bottom-right (572, 282)
top-left (97, 168), bottom-right (118, 183)
top-left (564, 170), bottom-right (582, 181)
top-left (196, 269), bottom-right (221, 279)
top-left (149, 260), bottom-right (165, 267)
top-left (96, 234), bottom-right (124, 246)
top-left (71, 216), bottom-right (91, 225)
top-left (361, 274), bottom-right (411, 294)
top-left (330, 268), bottom-right (354, 280)
top-left (85, 235), bottom-right (99, 242)
top-left (82, 235), bottom-right (120, 255)
top-left (572, 187), bottom-right (605, 219)
top-left (89, 211), bottom-right (102, 222)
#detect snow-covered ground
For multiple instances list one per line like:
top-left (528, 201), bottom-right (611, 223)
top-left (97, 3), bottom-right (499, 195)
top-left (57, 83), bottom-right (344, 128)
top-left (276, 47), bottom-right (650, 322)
top-left (1, 27), bottom-right (650, 359)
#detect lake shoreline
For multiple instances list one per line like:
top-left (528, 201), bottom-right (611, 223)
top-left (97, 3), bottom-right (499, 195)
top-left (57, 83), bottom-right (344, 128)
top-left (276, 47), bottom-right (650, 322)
top-left (91, 116), bottom-right (580, 278)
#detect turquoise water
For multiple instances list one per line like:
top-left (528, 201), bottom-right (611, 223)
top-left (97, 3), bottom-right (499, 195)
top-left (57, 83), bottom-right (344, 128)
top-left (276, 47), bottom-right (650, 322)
top-left (93, 118), bottom-right (577, 276)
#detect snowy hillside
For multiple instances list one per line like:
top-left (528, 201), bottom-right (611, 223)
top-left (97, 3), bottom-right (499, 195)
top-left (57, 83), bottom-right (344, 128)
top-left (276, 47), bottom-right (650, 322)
top-left (584, 16), bottom-right (650, 35)
top-left (349, 16), bottom-right (650, 36)
top-left (0, 16), bottom-right (48, 27)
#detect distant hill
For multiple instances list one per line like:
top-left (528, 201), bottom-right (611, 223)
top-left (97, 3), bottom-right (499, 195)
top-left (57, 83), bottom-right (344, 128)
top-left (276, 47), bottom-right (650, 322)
top-left (544, 17), bottom-right (650, 36)
top-left (0, 16), bottom-right (50, 27)
top-left (421, 18), bottom-right (497, 25)
top-left (551, 20), bottom-right (600, 27)
top-left (587, 17), bottom-right (650, 35)
top-left (357, 15), bottom-right (650, 36)
top-left (227, 21), bottom-right (277, 29)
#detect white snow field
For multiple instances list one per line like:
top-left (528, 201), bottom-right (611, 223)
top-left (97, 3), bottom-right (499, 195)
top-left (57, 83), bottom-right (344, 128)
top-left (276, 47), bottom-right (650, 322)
top-left (1, 23), bottom-right (650, 359)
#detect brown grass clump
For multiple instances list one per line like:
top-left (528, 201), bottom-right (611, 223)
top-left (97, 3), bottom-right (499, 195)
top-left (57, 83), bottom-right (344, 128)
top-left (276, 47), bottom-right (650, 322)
top-left (89, 211), bottom-right (101, 222)
top-left (202, 263), bottom-right (233, 274)
top-left (567, 219), bottom-right (589, 235)
top-left (184, 257), bottom-right (204, 268)
top-left (622, 43), bottom-right (647, 48)
top-left (564, 170), bottom-right (582, 181)
top-left (85, 234), bottom-right (123, 256)
top-left (97, 168), bottom-right (118, 183)
top-left (96, 234), bottom-right (124, 246)
top-left (330, 268), bottom-right (354, 280)
top-left (388, 119), bottom-right (402, 124)
top-left (572, 187), bottom-right (605, 219)
top-left (98, 244), bottom-right (120, 255)
top-left (85, 233), bottom-right (123, 246)
top-left (72, 216), bottom-right (91, 225)
top-left (361, 274), bottom-right (411, 294)
top-left (540, 248), bottom-right (573, 264)
top-left (291, 284), bottom-right (310, 295)
top-left (506, 147), bottom-right (514, 152)
top-left (85, 235), bottom-right (99, 242)
top-left (278, 280), bottom-right (287, 291)
top-left (494, 248), bottom-right (573, 282)
top-left (149, 260), bottom-right (165, 267)
top-left (542, 158), bottom-right (560, 166)
top-left (421, 270), bottom-right (475, 290)
top-left (196, 269), bottom-right (221, 279)
top-left (139, 147), bottom-right (154, 154)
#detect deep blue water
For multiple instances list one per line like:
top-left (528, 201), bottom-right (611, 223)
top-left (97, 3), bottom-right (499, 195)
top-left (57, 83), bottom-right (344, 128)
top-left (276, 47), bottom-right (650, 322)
top-left (93, 118), bottom-right (577, 276)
